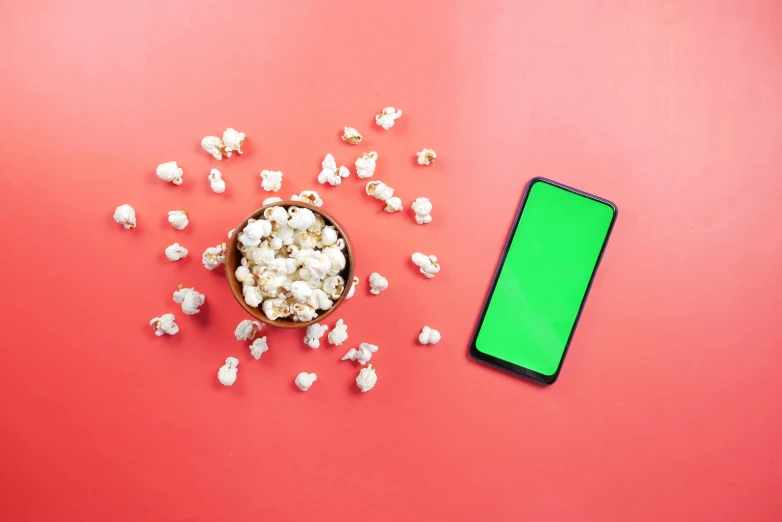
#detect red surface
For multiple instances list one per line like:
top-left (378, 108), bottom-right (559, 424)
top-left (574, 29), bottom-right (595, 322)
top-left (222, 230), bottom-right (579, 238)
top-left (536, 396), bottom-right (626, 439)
top-left (1, 1), bottom-right (781, 521)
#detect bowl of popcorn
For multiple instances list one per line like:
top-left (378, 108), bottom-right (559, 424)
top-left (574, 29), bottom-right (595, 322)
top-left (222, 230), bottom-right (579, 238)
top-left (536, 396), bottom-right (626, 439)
top-left (226, 198), bottom-right (355, 328)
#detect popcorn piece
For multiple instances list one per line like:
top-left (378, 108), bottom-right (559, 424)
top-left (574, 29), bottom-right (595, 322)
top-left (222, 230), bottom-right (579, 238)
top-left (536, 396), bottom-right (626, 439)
top-left (262, 298), bottom-right (290, 320)
top-left (222, 128), bottom-right (245, 156)
top-left (411, 252), bottom-right (441, 279)
top-left (290, 303), bottom-right (318, 322)
top-left (355, 152), bottom-right (378, 179)
top-left (317, 154), bottom-right (350, 186)
top-left (149, 313), bottom-right (179, 336)
top-left (291, 280), bottom-right (314, 303)
top-left (208, 168), bottom-right (226, 193)
top-left (238, 219), bottom-right (272, 247)
top-left (346, 276), bottom-right (359, 299)
top-left (295, 372), bottom-right (317, 391)
top-left (356, 364), bottom-right (377, 392)
top-left (323, 275), bottom-right (345, 300)
top-left (341, 343), bottom-right (378, 365)
top-left (411, 197), bottom-right (433, 224)
top-left (308, 289), bottom-right (333, 311)
top-left (417, 148), bottom-right (437, 165)
top-left (243, 286), bottom-right (262, 307)
top-left (304, 323), bottom-right (329, 349)
top-left (419, 326), bottom-right (441, 345)
top-left (260, 170), bottom-right (283, 192)
top-left (168, 209), bottom-right (189, 230)
top-left (321, 226), bottom-right (338, 246)
top-left (328, 318), bottom-right (348, 346)
top-left (156, 161), bottom-right (184, 185)
top-left (173, 285), bottom-right (205, 315)
top-left (291, 190), bottom-right (323, 207)
top-left (263, 205), bottom-right (289, 226)
top-left (217, 357), bottom-right (239, 386)
top-left (202, 243), bottom-right (226, 270)
top-left (384, 197), bottom-right (402, 213)
top-left (365, 180), bottom-right (394, 201)
top-left (235, 265), bottom-right (254, 285)
top-left (342, 126), bottom-right (363, 145)
top-left (375, 107), bottom-right (402, 130)
top-left (288, 207), bottom-right (316, 231)
top-left (304, 252), bottom-right (331, 280)
top-left (201, 136), bottom-right (226, 160)
top-left (113, 204), bottom-right (136, 229)
top-left (234, 319), bottom-right (262, 341)
top-left (263, 196), bottom-right (283, 205)
top-left (368, 272), bottom-right (388, 295)
top-left (323, 247), bottom-right (346, 276)
top-left (165, 243), bottom-right (188, 261)
top-left (249, 336), bottom-right (269, 359)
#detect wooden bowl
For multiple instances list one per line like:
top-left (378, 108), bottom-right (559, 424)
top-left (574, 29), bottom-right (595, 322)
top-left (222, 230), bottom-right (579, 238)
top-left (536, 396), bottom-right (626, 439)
top-left (225, 201), bottom-right (355, 329)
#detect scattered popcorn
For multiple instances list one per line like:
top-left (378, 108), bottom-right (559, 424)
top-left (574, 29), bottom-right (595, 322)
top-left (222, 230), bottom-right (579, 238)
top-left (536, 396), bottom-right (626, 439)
top-left (243, 286), bottom-right (263, 307)
top-left (261, 170), bottom-right (283, 192)
top-left (168, 209), bottom-right (189, 230)
top-left (202, 243), bottom-right (226, 270)
top-left (149, 313), bottom-right (179, 336)
top-left (411, 252), bottom-right (441, 279)
top-left (346, 276), bottom-right (359, 299)
top-left (222, 128), bottom-right (245, 156)
top-left (355, 152), bottom-right (378, 178)
top-left (295, 372), bottom-right (317, 391)
top-left (156, 161), bottom-right (184, 185)
top-left (165, 243), bottom-right (188, 261)
top-left (249, 336), bottom-right (269, 359)
top-left (342, 127), bottom-right (363, 145)
top-left (208, 168), bottom-right (226, 193)
top-left (365, 180), bottom-right (394, 201)
top-left (416, 148), bottom-right (437, 166)
top-left (368, 272), bottom-right (388, 295)
top-left (411, 197), bottom-right (433, 224)
top-left (173, 285), bottom-right (205, 315)
top-left (238, 219), bottom-right (272, 247)
top-left (304, 322), bottom-right (329, 349)
top-left (201, 136), bottom-right (226, 160)
top-left (235, 319), bottom-right (262, 341)
top-left (342, 343), bottom-right (378, 365)
top-left (262, 298), bottom-right (290, 320)
top-left (419, 326), bottom-right (441, 345)
top-left (217, 357), bottom-right (239, 386)
top-left (384, 197), bottom-right (403, 213)
top-left (328, 318), bottom-right (348, 346)
top-left (113, 204), bottom-right (136, 229)
top-left (375, 107), bottom-right (402, 130)
top-left (356, 364), bottom-right (377, 392)
top-left (263, 196), bottom-right (283, 205)
top-left (317, 154), bottom-right (350, 186)
top-left (291, 190), bottom-right (323, 207)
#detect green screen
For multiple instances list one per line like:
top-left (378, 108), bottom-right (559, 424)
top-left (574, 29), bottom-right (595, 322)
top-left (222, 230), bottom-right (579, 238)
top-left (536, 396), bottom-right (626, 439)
top-left (475, 180), bottom-right (615, 377)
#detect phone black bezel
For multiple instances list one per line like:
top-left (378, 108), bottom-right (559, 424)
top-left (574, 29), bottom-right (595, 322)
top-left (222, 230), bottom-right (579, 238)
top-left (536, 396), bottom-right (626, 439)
top-left (468, 177), bottom-right (618, 385)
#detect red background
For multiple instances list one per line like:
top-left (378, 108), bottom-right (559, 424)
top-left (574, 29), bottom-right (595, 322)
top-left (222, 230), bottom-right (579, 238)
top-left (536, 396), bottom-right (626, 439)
top-left (2, 1), bottom-right (781, 521)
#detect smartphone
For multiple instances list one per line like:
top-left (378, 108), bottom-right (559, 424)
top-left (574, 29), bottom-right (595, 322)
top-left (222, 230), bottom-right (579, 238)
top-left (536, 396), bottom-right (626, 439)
top-left (469, 177), bottom-right (617, 384)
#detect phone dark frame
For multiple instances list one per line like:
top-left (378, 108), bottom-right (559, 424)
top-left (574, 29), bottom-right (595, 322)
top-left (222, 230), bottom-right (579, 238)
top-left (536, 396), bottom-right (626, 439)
top-left (469, 177), bottom-right (618, 385)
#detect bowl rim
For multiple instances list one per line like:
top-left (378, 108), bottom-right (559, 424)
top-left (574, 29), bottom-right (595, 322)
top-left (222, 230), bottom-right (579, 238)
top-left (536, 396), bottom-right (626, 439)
top-left (225, 201), bottom-right (355, 329)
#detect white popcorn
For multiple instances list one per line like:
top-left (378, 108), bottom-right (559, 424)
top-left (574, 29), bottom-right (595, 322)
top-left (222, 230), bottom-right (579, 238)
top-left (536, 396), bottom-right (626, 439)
top-left (217, 357), bottom-right (239, 386)
top-left (304, 252), bottom-right (331, 280)
top-left (113, 204), bottom-right (136, 229)
top-left (173, 285), bottom-right (205, 315)
top-left (266, 258), bottom-right (288, 273)
top-left (235, 265), bottom-right (252, 283)
top-left (296, 230), bottom-right (319, 250)
top-left (384, 197), bottom-right (403, 213)
top-left (156, 161), bottom-right (184, 185)
top-left (263, 205), bottom-right (289, 226)
top-left (368, 272), bottom-right (388, 295)
top-left (208, 168), bottom-right (226, 193)
top-left (234, 319), bottom-right (262, 341)
top-left (262, 298), bottom-right (290, 320)
top-left (288, 207), bottom-right (316, 231)
top-left (346, 276), bottom-right (359, 299)
top-left (202, 243), bottom-right (226, 270)
top-left (412, 252), bottom-right (441, 278)
top-left (419, 326), bottom-right (441, 345)
top-left (222, 128), bottom-right (245, 156)
top-left (342, 126), bottom-right (363, 145)
top-left (304, 323), bottom-right (329, 349)
top-left (320, 226), bottom-right (338, 246)
top-left (365, 180), bottom-right (394, 201)
top-left (322, 275), bottom-right (345, 300)
top-left (375, 107), bottom-right (402, 130)
top-left (323, 247), bottom-right (346, 276)
top-left (263, 196), bottom-right (283, 205)
top-left (291, 280), bottom-right (314, 303)
top-left (243, 285), bottom-right (262, 307)
top-left (308, 289), bottom-right (333, 311)
top-left (342, 343), bottom-right (378, 365)
top-left (290, 303), bottom-right (318, 322)
top-left (417, 148), bottom-right (437, 165)
top-left (411, 197), bottom-right (433, 224)
top-left (238, 219), bottom-right (272, 247)
top-left (328, 318), bottom-right (348, 346)
top-left (260, 170), bottom-right (283, 192)
top-left (257, 270), bottom-right (287, 297)
top-left (317, 154), bottom-right (350, 186)
top-left (355, 151), bottom-right (378, 179)
top-left (149, 313), bottom-right (179, 336)
top-left (356, 364), bottom-right (377, 392)
top-left (295, 372), bottom-right (317, 391)
top-left (249, 336), bottom-right (269, 359)
top-left (165, 243), bottom-right (188, 261)
top-left (168, 209), bottom-right (189, 230)
top-left (291, 190), bottom-right (323, 207)
top-left (201, 136), bottom-right (226, 160)
top-left (276, 226), bottom-right (295, 246)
